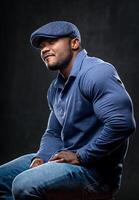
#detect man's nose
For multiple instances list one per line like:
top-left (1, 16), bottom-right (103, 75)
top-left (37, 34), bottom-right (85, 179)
top-left (41, 45), bottom-right (50, 54)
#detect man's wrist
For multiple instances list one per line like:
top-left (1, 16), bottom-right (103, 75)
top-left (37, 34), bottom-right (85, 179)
top-left (76, 152), bottom-right (83, 165)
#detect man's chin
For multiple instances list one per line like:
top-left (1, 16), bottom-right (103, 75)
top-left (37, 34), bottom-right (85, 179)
top-left (45, 63), bottom-right (59, 71)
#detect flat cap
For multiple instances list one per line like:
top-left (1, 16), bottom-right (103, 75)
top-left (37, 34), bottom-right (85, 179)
top-left (30, 21), bottom-right (81, 48)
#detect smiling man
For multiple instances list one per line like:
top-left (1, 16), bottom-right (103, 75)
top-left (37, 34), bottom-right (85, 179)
top-left (0, 21), bottom-right (136, 200)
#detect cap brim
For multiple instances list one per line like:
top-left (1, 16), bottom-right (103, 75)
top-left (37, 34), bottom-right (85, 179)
top-left (30, 34), bottom-right (59, 48)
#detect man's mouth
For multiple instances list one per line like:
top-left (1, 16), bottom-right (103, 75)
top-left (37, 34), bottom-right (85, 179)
top-left (43, 54), bottom-right (55, 61)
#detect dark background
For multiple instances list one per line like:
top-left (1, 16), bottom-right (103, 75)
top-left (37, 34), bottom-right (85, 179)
top-left (1, 0), bottom-right (139, 199)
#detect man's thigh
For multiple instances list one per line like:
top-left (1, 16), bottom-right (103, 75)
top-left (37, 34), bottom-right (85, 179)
top-left (12, 161), bottom-right (106, 200)
top-left (0, 153), bottom-right (35, 194)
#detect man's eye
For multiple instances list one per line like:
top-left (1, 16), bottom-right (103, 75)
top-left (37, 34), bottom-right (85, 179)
top-left (39, 38), bottom-right (58, 49)
top-left (49, 39), bottom-right (58, 44)
top-left (49, 41), bottom-right (55, 44)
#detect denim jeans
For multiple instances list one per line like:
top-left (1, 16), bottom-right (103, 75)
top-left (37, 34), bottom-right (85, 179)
top-left (0, 154), bottom-right (116, 200)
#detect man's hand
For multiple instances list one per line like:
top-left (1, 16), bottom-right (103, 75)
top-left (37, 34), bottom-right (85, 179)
top-left (30, 158), bottom-right (44, 168)
top-left (48, 151), bottom-right (81, 165)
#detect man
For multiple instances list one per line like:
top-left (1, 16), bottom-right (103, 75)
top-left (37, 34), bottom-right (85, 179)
top-left (0, 21), bottom-right (136, 200)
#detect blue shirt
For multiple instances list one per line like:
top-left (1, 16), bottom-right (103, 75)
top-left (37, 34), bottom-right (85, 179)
top-left (35, 49), bottom-right (135, 185)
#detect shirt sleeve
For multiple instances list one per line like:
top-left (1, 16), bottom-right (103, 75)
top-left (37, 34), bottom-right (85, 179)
top-left (77, 63), bottom-right (136, 166)
top-left (35, 111), bottom-right (63, 162)
top-left (34, 82), bottom-right (63, 162)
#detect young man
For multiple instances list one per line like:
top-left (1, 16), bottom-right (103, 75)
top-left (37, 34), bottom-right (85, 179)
top-left (0, 21), bottom-right (136, 200)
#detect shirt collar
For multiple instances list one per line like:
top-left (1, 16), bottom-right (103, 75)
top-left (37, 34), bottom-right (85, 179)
top-left (54, 49), bottom-right (87, 89)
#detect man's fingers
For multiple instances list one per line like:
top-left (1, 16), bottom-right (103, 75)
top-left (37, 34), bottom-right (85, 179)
top-left (49, 152), bottom-right (67, 162)
top-left (49, 153), bottom-right (60, 161)
top-left (53, 158), bottom-right (65, 163)
top-left (30, 158), bottom-right (44, 168)
top-left (30, 162), bottom-right (39, 168)
top-left (30, 163), bottom-right (39, 168)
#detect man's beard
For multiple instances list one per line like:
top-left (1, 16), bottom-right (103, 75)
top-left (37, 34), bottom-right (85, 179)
top-left (45, 52), bottom-right (73, 71)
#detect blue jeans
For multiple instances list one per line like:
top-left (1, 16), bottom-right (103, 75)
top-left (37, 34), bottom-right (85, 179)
top-left (0, 154), bottom-right (116, 200)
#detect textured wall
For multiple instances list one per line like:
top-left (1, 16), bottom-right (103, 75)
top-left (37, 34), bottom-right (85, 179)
top-left (1, 0), bottom-right (139, 199)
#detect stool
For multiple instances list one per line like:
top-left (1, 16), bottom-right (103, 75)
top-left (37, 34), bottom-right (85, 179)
top-left (44, 189), bottom-right (116, 200)
top-left (93, 198), bottom-right (115, 200)
top-left (83, 191), bottom-right (115, 200)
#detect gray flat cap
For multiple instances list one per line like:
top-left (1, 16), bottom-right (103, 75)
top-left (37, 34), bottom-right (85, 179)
top-left (30, 21), bottom-right (81, 48)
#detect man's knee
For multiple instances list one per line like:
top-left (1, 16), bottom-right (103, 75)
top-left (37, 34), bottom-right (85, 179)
top-left (12, 171), bottom-right (34, 199)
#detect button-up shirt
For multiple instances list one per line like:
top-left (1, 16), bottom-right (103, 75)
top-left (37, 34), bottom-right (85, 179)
top-left (35, 49), bottom-right (135, 184)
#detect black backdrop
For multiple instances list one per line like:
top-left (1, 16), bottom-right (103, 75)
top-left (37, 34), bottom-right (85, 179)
top-left (1, 0), bottom-right (139, 199)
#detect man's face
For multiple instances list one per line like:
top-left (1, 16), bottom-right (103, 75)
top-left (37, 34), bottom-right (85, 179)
top-left (40, 37), bottom-right (74, 71)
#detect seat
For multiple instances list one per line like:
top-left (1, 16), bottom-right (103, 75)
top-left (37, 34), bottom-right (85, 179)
top-left (44, 188), bottom-right (116, 200)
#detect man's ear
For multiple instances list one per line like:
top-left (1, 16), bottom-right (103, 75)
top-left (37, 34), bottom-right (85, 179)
top-left (71, 38), bottom-right (80, 50)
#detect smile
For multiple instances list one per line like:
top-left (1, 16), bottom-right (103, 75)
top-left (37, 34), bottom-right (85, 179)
top-left (44, 54), bottom-right (55, 61)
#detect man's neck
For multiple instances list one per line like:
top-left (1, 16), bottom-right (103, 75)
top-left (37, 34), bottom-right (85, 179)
top-left (59, 50), bottom-right (80, 79)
